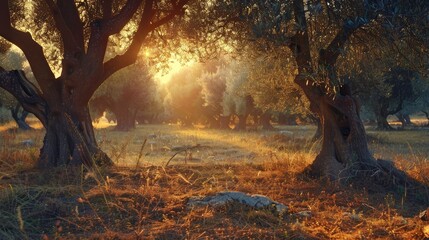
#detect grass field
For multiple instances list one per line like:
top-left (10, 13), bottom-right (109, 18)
top-left (0, 122), bottom-right (428, 239)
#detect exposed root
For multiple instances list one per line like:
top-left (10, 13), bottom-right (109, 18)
top-left (302, 159), bottom-right (429, 203)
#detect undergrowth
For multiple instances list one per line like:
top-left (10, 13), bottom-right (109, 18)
top-left (0, 124), bottom-right (428, 239)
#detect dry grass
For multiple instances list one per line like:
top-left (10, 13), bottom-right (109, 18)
top-left (0, 123), bottom-right (428, 239)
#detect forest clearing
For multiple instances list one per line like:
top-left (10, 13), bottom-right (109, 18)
top-left (0, 121), bottom-right (428, 239)
top-left (1, 0), bottom-right (429, 239)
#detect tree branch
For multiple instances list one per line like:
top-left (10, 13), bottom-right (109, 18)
top-left (85, 0), bottom-right (144, 76)
top-left (57, 0), bottom-right (84, 50)
top-left (44, 0), bottom-right (80, 58)
top-left (0, 1), bottom-right (55, 95)
top-left (102, 0), bottom-right (188, 81)
top-left (319, 19), bottom-right (367, 67)
top-left (0, 69), bottom-right (47, 127)
top-left (103, 0), bottom-right (144, 35)
top-left (289, 0), bottom-right (321, 105)
top-left (102, 0), bottom-right (114, 18)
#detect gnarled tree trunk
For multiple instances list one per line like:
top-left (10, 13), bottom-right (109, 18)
top-left (0, 70), bottom-right (112, 168)
top-left (38, 107), bottom-right (111, 168)
top-left (305, 90), bottom-right (377, 179)
top-left (289, 0), bottom-right (415, 184)
top-left (376, 101), bottom-right (395, 130)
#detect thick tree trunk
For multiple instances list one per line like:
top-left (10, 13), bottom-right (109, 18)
top-left (260, 111), bottom-right (274, 130)
top-left (303, 90), bottom-right (416, 188)
top-left (38, 106), bottom-right (112, 168)
top-left (234, 114), bottom-right (248, 131)
top-left (305, 94), bottom-right (377, 179)
top-left (376, 112), bottom-right (394, 130)
top-left (114, 108), bottom-right (136, 131)
top-left (376, 116), bottom-right (392, 130)
top-left (308, 113), bottom-right (322, 141)
top-left (396, 113), bottom-right (411, 129)
top-left (219, 115), bottom-right (231, 129)
top-left (288, 0), bottom-right (422, 191)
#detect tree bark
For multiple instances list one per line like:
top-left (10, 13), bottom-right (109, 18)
top-left (289, 0), bottom-right (413, 183)
top-left (376, 114), bottom-right (393, 130)
top-left (304, 92), bottom-right (377, 179)
top-left (376, 103), bottom-right (394, 130)
top-left (0, 70), bottom-right (112, 168)
top-left (38, 106), bottom-right (112, 168)
top-left (304, 91), bottom-right (417, 188)
top-left (11, 103), bottom-right (32, 130)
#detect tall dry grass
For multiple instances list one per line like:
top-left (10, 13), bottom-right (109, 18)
top-left (0, 123), bottom-right (428, 239)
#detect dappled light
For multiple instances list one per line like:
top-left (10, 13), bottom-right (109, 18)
top-left (1, 0), bottom-right (429, 238)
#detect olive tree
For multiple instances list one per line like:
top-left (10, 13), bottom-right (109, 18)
top-left (0, 0), bottom-right (189, 167)
top-left (191, 0), bottom-right (429, 182)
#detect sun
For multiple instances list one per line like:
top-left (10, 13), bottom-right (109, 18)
top-left (154, 54), bottom-right (197, 85)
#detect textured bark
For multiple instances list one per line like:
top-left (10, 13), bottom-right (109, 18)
top-left (289, 0), bottom-right (416, 184)
top-left (38, 107), bottom-right (112, 168)
top-left (10, 103), bottom-right (32, 130)
top-left (305, 91), bottom-right (376, 179)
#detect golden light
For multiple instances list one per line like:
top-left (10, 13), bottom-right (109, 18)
top-left (144, 49), bottom-right (150, 57)
top-left (154, 53), bottom-right (197, 85)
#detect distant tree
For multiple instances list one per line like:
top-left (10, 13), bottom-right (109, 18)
top-left (220, 61), bottom-right (253, 131)
top-left (199, 63), bottom-right (228, 128)
top-left (340, 36), bottom-right (428, 130)
top-left (90, 61), bottom-right (157, 131)
top-left (163, 64), bottom-right (205, 126)
top-left (245, 53), bottom-right (310, 130)
top-left (375, 68), bottom-right (420, 130)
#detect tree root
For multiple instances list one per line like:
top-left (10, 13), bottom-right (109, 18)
top-left (302, 159), bottom-right (428, 203)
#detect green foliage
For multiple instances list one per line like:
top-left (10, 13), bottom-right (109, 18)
top-left (0, 49), bottom-right (25, 109)
top-left (245, 52), bottom-right (309, 118)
